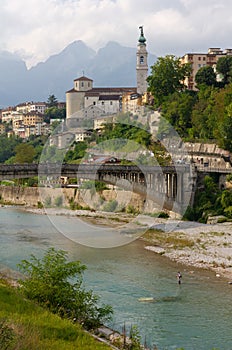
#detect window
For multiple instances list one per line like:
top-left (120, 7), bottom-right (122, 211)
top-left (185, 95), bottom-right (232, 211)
top-left (140, 56), bottom-right (144, 64)
top-left (81, 82), bottom-right (84, 87)
top-left (198, 57), bottom-right (201, 61)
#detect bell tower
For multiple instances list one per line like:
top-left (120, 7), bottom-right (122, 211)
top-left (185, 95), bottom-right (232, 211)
top-left (136, 26), bottom-right (148, 95)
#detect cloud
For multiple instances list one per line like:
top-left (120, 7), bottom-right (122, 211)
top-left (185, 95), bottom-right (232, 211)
top-left (1, 0), bottom-right (232, 67)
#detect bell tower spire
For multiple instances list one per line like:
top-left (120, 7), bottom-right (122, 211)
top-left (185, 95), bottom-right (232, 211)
top-left (136, 26), bottom-right (148, 95)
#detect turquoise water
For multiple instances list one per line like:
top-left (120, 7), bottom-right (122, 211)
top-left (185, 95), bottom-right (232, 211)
top-left (0, 207), bottom-right (232, 349)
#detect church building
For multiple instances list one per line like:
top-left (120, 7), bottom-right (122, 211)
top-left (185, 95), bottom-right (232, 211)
top-left (65, 27), bottom-right (148, 122)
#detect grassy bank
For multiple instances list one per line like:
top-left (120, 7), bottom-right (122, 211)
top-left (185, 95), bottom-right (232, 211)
top-left (142, 228), bottom-right (195, 249)
top-left (0, 277), bottom-right (111, 350)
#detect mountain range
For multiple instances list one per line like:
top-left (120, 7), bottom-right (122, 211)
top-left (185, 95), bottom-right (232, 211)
top-left (0, 40), bottom-right (157, 108)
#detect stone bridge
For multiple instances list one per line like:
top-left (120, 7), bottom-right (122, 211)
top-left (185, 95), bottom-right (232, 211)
top-left (0, 163), bottom-right (197, 214)
top-left (0, 163), bottom-right (231, 213)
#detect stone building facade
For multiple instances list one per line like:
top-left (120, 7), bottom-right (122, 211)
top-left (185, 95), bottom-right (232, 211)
top-left (65, 27), bottom-right (149, 121)
top-left (181, 47), bottom-right (232, 90)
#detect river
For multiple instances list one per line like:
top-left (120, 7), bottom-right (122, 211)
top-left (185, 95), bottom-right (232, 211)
top-left (0, 207), bottom-right (232, 350)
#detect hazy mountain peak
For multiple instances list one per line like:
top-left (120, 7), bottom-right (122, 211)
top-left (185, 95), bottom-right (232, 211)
top-left (104, 41), bottom-right (122, 48)
top-left (0, 40), bottom-right (157, 107)
top-left (62, 40), bottom-right (95, 55)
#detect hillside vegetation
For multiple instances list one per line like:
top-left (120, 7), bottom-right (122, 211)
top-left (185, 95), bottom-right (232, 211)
top-left (0, 278), bottom-right (111, 350)
top-left (148, 54), bottom-right (232, 151)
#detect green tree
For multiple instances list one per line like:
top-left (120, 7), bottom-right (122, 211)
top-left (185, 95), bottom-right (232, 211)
top-left (0, 135), bottom-right (21, 163)
top-left (18, 248), bottom-right (113, 330)
top-left (14, 144), bottom-right (36, 163)
top-left (208, 84), bottom-right (232, 147)
top-left (218, 113), bottom-right (232, 151)
top-left (216, 56), bottom-right (232, 85)
top-left (195, 66), bottom-right (217, 87)
top-left (220, 189), bottom-right (232, 209)
top-left (64, 142), bottom-right (88, 163)
top-left (188, 175), bottom-right (222, 222)
top-left (161, 91), bottom-right (197, 137)
top-left (191, 86), bottom-right (217, 139)
top-left (147, 55), bottom-right (191, 105)
top-left (99, 116), bottom-right (151, 148)
top-left (45, 106), bottom-right (66, 123)
top-left (47, 94), bottom-right (58, 107)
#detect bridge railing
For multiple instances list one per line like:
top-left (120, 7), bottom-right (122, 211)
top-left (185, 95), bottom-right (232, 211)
top-left (195, 165), bottom-right (232, 174)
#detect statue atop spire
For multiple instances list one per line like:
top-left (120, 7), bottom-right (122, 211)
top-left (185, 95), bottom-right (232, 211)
top-left (138, 25), bottom-right (146, 44)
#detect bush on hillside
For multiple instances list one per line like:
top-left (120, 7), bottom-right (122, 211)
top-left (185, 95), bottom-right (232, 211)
top-left (18, 248), bottom-right (113, 330)
top-left (0, 318), bottom-right (15, 350)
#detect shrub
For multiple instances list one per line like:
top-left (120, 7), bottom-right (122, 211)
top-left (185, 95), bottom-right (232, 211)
top-left (69, 197), bottom-right (93, 211)
top-left (27, 177), bottom-right (38, 187)
top-left (126, 205), bottom-right (139, 215)
top-left (80, 180), bottom-right (108, 192)
top-left (54, 196), bottom-right (63, 207)
top-left (103, 200), bottom-right (118, 212)
top-left (44, 196), bottom-right (52, 207)
top-left (37, 201), bottom-right (43, 209)
top-left (158, 211), bottom-right (169, 218)
top-left (0, 318), bottom-right (15, 350)
top-left (217, 217), bottom-right (228, 223)
top-left (18, 248), bottom-right (113, 330)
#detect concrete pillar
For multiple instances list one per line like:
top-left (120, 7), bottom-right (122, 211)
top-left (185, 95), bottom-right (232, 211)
top-left (168, 173), bottom-right (173, 198)
top-left (172, 174), bottom-right (177, 199)
top-left (158, 173), bottom-right (164, 193)
top-left (152, 173), bottom-right (156, 190)
top-left (176, 173), bottom-right (183, 203)
top-left (165, 173), bottom-right (169, 197)
top-left (148, 173), bottom-right (154, 189)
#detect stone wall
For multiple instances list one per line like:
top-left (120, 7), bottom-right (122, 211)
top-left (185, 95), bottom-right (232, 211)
top-left (0, 186), bottom-right (155, 212)
top-left (0, 186), bottom-right (40, 206)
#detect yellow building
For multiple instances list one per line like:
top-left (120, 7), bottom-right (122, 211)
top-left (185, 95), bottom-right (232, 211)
top-left (23, 112), bottom-right (44, 126)
top-left (181, 48), bottom-right (232, 90)
top-left (93, 115), bottom-right (116, 130)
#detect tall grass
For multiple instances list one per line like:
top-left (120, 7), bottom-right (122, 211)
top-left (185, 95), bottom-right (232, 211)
top-left (0, 278), bottom-right (111, 350)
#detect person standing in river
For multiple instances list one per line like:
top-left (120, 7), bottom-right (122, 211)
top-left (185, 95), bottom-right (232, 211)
top-left (177, 271), bottom-right (182, 284)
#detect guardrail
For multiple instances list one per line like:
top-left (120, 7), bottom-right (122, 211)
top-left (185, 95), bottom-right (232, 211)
top-left (195, 165), bottom-right (232, 174)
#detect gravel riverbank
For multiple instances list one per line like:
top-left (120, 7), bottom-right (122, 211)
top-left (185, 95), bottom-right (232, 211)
top-left (24, 207), bottom-right (232, 281)
top-left (142, 218), bottom-right (232, 281)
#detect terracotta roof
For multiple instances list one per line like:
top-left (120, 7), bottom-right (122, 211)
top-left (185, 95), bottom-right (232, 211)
top-left (85, 92), bottom-right (121, 100)
top-left (66, 87), bottom-right (137, 94)
top-left (84, 92), bottom-right (101, 97)
top-left (74, 76), bottom-right (93, 82)
top-left (66, 88), bottom-right (79, 93)
top-left (98, 95), bottom-right (120, 101)
top-left (90, 87), bottom-right (136, 93)
top-left (24, 111), bottom-right (44, 116)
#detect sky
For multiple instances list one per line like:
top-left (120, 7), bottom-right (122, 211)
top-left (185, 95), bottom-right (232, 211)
top-left (1, 0), bottom-right (232, 68)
